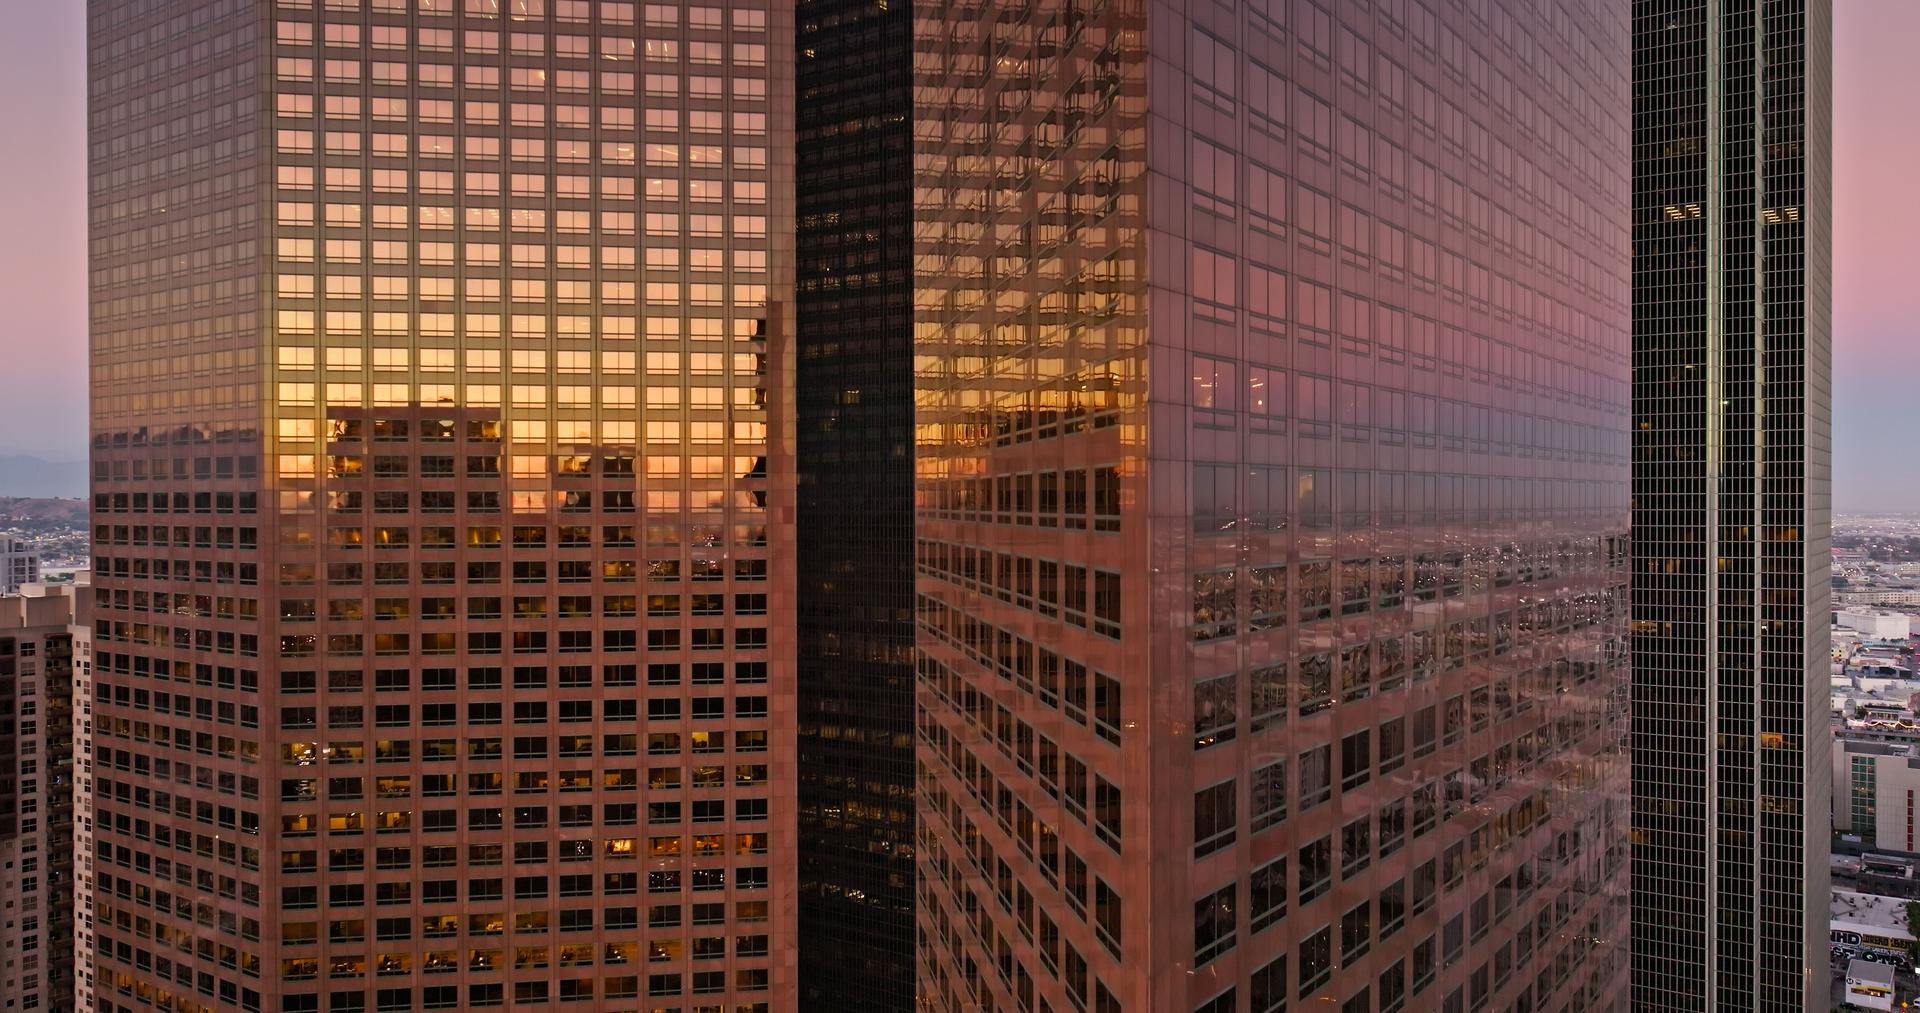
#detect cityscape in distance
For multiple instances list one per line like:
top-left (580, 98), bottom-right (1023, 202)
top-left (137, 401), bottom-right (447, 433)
top-left (1, 0), bottom-right (1917, 1012)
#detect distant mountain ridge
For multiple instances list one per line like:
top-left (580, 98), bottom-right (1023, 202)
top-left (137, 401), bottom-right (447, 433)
top-left (0, 456), bottom-right (87, 498)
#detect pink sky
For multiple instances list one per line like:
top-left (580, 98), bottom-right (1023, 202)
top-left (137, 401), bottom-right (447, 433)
top-left (0, 3), bottom-right (1910, 510)
top-left (1830, 0), bottom-right (1920, 513)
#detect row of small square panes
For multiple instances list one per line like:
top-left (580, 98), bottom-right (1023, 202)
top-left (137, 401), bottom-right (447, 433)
top-left (273, 83), bottom-right (766, 121)
top-left (262, 311), bottom-right (767, 344)
top-left (269, 196), bottom-right (772, 225)
top-left (271, 346), bottom-right (764, 374)
top-left (304, 415), bottom-right (756, 443)
top-left (272, 48), bottom-right (770, 88)
top-left (269, 208), bottom-right (771, 242)
top-left (275, 0), bottom-right (764, 33)
top-left (270, 213), bottom-right (771, 243)
top-left (274, 6), bottom-right (766, 41)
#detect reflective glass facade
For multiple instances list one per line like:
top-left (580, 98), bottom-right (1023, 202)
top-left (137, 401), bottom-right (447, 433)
top-left (85, 0), bottom-right (796, 1009)
top-left (912, 0), bottom-right (1633, 1010)
top-left (793, 0), bottom-right (918, 1003)
top-left (1628, 1), bottom-right (1831, 1009)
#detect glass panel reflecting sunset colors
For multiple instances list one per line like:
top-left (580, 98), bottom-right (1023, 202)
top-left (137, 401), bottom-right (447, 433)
top-left (87, 0), bottom-right (795, 1009)
top-left (912, 0), bottom-right (1633, 1009)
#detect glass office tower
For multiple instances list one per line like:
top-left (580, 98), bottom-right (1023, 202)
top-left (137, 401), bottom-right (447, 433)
top-left (794, 0), bottom-right (919, 1004)
top-left (913, 0), bottom-right (1633, 1010)
top-left (1629, 2), bottom-right (1832, 1010)
top-left (84, 0), bottom-right (795, 1010)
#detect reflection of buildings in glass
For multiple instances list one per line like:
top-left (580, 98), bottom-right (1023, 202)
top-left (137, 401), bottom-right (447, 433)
top-left (793, 0), bottom-right (919, 1002)
top-left (1628, 2), bottom-right (1833, 1009)
top-left (912, 0), bottom-right (1631, 1009)
top-left (86, 1), bottom-right (795, 1009)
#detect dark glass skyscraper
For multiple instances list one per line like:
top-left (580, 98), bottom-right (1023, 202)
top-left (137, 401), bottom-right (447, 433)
top-left (794, 0), bottom-right (917, 1005)
top-left (1629, 1), bottom-right (1832, 1009)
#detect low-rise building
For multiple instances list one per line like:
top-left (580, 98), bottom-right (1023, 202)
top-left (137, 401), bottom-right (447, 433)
top-left (1840, 609), bottom-right (1915, 641)
top-left (1842, 589), bottom-right (1920, 609)
top-left (1834, 739), bottom-right (1920, 848)
top-left (1831, 888), bottom-right (1915, 965)
top-left (1845, 957), bottom-right (1896, 1011)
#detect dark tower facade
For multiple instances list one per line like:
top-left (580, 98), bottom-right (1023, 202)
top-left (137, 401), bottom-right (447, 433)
top-left (1629, 1), bottom-right (1832, 1010)
top-left (794, 0), bottom-right (917, 1005)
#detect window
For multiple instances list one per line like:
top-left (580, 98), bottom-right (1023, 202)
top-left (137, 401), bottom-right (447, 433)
top-left (1413, 860), bottom-right (1438, 915)
top-left (1252, 759), bottom-right (1287, 831)
top-left (1193, 780), bottom-right (1236, 857)
top-left (1295, 86), bottom-right (1332, 158)
top-left (1094, 776), bottom-right (1122, 853)
top-left (1192, 356), bottom-right (1238, 416)
top-left (1340, 729), bottom-right (1371, 790)
top-left (1299, 745), bottom-right (1331, 810)
top-left (1379, 717), bottom-right (1406, 774)
top-left (1380, 879), bottom-right (1407, 940)
top-left (1380, 960), bottom-right (1407, 1013)
top-left (1249, 162), bottom-right (1288, 235)
top-left (1414, 936), bottom-right (1436, 993)
top-left (1195, 990), bottom-right (1237, 1013)
top-left (1299, 926), bottom-right (1332, 996)
top-left (1093, 571), bottom-right (1121, 638)
top-left (1250, 661), bottom-right (1286, 729)
top-left (1251, 954), bottom-right (1287, 1013)
top-left (1194, 138), bottom-right (1237, 216)
top-left (1299, 836), bottom-right (1331, 904)
top-left (1094, 878), bottom-right (1123, 957)
top-left (1340, 900), bottom-right (1372, 961)
top-left (1379, 799), bottom-right (1408, 858)
top-left (1192, 30), bottom-right (1237, 111)
top-left (1193, 675), bottom-right (1236, 750)
top-left (1251, 856), bottom-right (1287, 933)
top-left (1194, 884), bottom-right (1237, 965)
top-left (1193, 246), bottom-right (1237, 319)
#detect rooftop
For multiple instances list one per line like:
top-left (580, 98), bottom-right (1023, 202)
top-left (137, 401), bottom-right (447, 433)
top-left (1832, 889), bottom-right (1916, 941)
top-left (1848, 957), bottom-right (1896, 988)
top-left (0, 583), bottom-right (76, 630)
top-left (1840, 738), bottom-right (1918, 758)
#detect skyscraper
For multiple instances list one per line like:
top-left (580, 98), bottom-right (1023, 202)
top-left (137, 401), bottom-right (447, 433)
top-left (0, 584), bottom-right (80, 1013)
top-left (1629, 2), bottom-right (1832, 1009)
top-left (793, 0), bottom-right (918, 1004)
top-left (912, 0), bottom-right (1633, 1010)
top-left (85, 1), bottom-right (796, 1010)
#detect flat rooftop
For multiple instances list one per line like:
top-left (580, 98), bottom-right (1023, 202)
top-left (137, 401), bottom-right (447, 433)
top-left (1833, 889), bottom-right (1916, 941)
top-left (1839, 738), bottom-right (1918, 758)
top-left (1848, 957), bottom-right (1896, 988)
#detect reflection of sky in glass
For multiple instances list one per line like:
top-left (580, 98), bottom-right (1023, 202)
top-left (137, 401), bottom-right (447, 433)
top-left (910, 0), bottom-right (1631, 1007)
